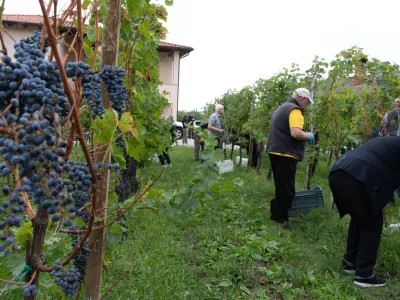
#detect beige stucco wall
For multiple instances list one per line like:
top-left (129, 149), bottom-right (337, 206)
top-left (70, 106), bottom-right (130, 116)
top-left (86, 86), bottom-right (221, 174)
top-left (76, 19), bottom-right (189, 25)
top-left (159, 83), bottom-right (178, 120)
top-left (159, 52), bottom-right (174, 84)
top-left (3, 26), bottom-right (84, 96)
top-left (159, 51), bottom-right (180, 121)
top-left (3, 25), bottom-right (41, 58)
top-left (3, 25), bottom-right (84, 62)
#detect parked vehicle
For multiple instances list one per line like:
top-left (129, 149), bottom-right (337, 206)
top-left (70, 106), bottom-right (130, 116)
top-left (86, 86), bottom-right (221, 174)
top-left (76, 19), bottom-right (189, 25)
top-left (193, 120), bottom-right (201, 128)
top-left (173, 120), bottom-right (202, 140)
top-left (174, 121), bottom-right (183, 140)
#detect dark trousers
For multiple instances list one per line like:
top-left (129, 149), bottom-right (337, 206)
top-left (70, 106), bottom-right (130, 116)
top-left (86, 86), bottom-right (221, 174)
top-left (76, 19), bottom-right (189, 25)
top-left (158, 147), bottom-right (171, 165)
top-left (329, 170), bottom-right (383, 278)
top-left (214, 137), bottom-right (222, 150)
top-left (193, 132), bottom-right (205, 160)
top-left (268, 154), bottom-right (298, 222)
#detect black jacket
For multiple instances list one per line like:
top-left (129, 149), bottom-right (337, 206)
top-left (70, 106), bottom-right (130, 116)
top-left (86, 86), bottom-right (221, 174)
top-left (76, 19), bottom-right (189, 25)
top-left (266, 98), bottom-right (306, 160)
top-left (182, 118), bottom-right (188, 128)
top-left (200, 123), bottom-right (208, 130)
top-left (330, 136), bottom-right (400, 215)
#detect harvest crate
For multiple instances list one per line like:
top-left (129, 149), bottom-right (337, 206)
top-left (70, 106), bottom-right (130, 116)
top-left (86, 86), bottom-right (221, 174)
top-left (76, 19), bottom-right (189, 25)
top-left (216, 160), bottom-right (234, 174)
top-left (235, 156), bottom-right (248, 166)
top-left (289, 186), bottom-right (324, 216)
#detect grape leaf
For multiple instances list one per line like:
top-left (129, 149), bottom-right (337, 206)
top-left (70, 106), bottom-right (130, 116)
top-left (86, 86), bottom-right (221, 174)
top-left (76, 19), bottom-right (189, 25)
top-left (108, 191), bottom-right (118, 202)
top-left (82, 0), bottom-right (92, 10)
top-left (73, 218), bottom-right (86, 228)
top-left (7, 252), bottom-right (26, 277)
top-left (126, 0), bottom-right (145, 18)
top-left (111, 145), bottom-right (126, 169)
top-left (15, 223), bottom-right (33, 246)
top-left (118, 112), bottom-right (135, 136)
top-left (86, 27), bottom-right (95, 42)
top-left (218, 280), bottom-right (232, 287)
top-left (106, 224), bottom-right (122, 245)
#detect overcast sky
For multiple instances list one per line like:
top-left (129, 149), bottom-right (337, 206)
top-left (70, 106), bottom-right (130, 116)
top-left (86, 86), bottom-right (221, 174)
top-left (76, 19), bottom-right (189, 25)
top-left (165, 0), bottom-right (400, 111)
top-left (5, 0), bottom-right (400, 111)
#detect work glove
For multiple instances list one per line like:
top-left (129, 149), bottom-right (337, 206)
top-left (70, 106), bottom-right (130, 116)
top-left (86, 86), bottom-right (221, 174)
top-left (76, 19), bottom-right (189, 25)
top-left (307, 132), bottom-right (315, 142)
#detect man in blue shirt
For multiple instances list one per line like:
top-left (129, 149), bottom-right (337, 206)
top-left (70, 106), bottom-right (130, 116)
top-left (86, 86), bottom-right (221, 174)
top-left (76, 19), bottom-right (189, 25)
top-left (208, 104), bottom-right (224, 149)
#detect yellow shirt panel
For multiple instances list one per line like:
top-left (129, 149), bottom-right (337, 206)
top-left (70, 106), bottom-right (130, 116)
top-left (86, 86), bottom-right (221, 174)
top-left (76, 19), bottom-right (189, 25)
top-left (289, 109), bottom-right (304, 129)
top-left (269, 152), bottom-right (297, 159)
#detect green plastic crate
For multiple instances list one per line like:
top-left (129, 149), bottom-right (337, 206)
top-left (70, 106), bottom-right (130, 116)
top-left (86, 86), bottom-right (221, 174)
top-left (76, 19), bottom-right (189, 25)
top-left (289, 186), bottom-right (324, 216)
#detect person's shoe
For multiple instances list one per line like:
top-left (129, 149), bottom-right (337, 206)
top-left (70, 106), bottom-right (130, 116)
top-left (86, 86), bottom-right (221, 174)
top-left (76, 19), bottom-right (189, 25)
top-left (354, 276), bottom-right (387, 288)
top-left (167, 164), bottom-right (173, 168)
top-left (342, 260), bottom-right (356, 275)
top-left (281, 221), bottom-right (293, 229)
top-left (162, 165), bottom-right (168, 169)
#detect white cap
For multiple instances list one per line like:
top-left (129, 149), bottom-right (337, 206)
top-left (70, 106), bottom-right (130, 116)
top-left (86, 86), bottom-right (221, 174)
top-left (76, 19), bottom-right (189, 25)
top-left (215, 104), bottom-right (224, 112)
top-left (294, 88), bottom-right (314, 104)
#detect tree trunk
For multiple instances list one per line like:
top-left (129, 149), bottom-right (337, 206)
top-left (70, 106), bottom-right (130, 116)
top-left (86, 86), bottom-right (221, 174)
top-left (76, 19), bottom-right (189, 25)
top-left (239, 145), bottom-right (242, 166)
top-left (25, 207), bottom-right (49, 300)
top-left (311, 158), bottom-right (319, 178)
top-left (256, 142), bottom-right (263, 175)
top-left (247, 136), bottom-right (253, 168)
top-left (334, 149), bottom-right (340, 160)
top-left (305, 165), bottom-right (310, 189)
top-left (84, 0), bottom-right (121, 298)
top-left (223, 141), bottom-right (227, 160)
top-left (327, 149), bottom-right (333, 167)
top-left (306, 133), bottom-right (320, 190)
top-left (230, 140), bottom-right (235, 160)
top-left (267, 164), bottom-right (273, 180)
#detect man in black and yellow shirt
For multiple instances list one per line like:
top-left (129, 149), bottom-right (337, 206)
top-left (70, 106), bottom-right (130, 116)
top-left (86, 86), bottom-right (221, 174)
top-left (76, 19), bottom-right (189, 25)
top-left (266, 88), bottom-right (315, 228)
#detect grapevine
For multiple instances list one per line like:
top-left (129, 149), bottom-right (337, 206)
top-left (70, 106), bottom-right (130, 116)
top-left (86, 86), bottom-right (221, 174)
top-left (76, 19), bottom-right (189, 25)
top-left (99, 66), bottom-right (129, 116)
top-left (22, 284), bottom-right (38, 297)
top-left (82, 72), bottom-right (104, 117)
top-left (66, 62), bottom-right (104, 117)
top-left (50, 261), bottom-right (81, 298)
top-left (0, 0), bottom-right (174, 298)
top-left (72, 191), bottom-right (89, 223)
top-left (0, 31), bottom-right (118, 298)
top-left (0, 31), bottom-right (75, 254)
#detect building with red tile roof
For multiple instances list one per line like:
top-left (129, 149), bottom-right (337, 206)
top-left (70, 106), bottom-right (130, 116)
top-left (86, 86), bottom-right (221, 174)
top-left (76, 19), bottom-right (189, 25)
top-left (1, 14), bottom-right (193, 120)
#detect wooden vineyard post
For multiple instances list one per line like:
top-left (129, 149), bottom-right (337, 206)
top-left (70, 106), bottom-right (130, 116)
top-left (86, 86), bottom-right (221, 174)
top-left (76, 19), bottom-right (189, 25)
top-left (247, 93), bottom-right (255, 168)
top-left (256, 142), bottom-right (263, 175)
top-left (84, 0), bottom-right (121, 298)
top-left (305, 78), bottom-right (316, 190)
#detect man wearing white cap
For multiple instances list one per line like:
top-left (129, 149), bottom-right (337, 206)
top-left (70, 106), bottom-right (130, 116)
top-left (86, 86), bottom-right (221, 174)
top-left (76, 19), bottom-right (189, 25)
top-left (266, 88), bottom-right (315, 228)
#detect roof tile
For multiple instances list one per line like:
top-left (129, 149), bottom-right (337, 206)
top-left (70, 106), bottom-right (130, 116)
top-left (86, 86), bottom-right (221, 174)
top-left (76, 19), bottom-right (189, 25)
top-left (3, 14), bottom-right (45, 25)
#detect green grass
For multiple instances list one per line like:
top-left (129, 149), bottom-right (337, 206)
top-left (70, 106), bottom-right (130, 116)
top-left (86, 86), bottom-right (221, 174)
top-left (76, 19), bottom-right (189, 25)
top-left (100, 146), bottom-right (400, 299)
top-left (1, 146), bottom-right (399, 299)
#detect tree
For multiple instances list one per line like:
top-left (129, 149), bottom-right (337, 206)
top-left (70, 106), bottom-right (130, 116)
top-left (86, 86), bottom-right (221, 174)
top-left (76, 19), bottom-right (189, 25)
top-left (84, 0), bottom-right (121, 298)
top-left (219, 87), bottom-right (253, 162)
